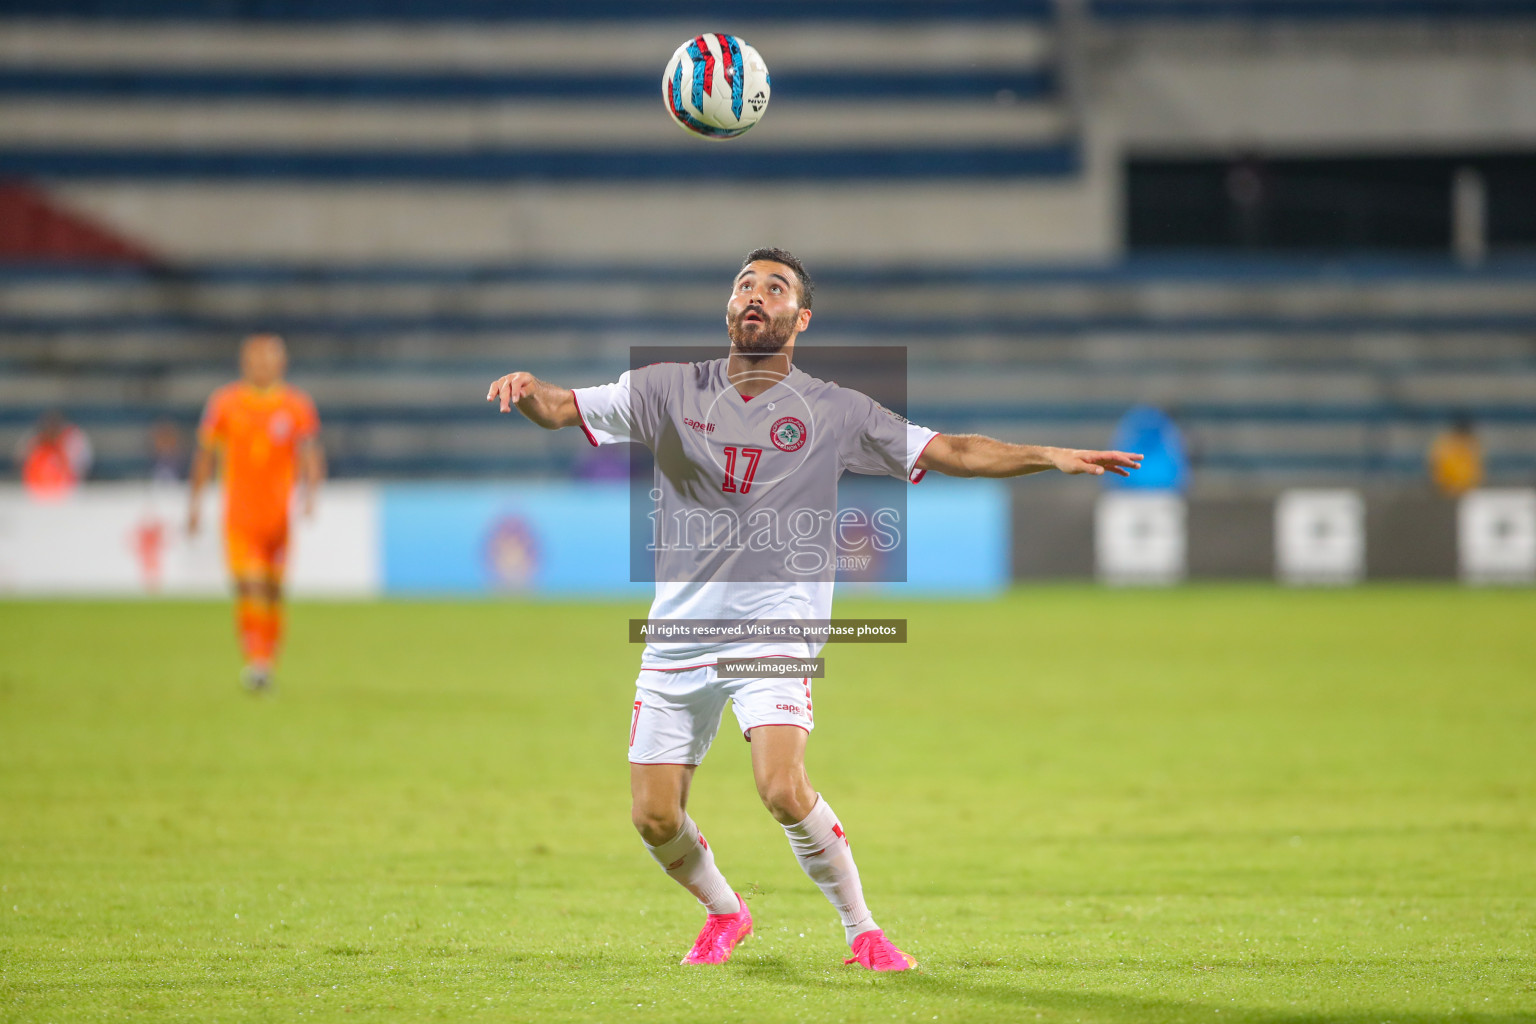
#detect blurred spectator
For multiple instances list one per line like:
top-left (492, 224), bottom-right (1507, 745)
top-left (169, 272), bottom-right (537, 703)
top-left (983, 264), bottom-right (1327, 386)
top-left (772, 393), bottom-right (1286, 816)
top-left (1106, 405), bottom-right (1188, 492)
top-left (1428, 414), bottom-right (1484, 497)
top-left (149, 419), bottom-right (186, 483)
top-left (1226, 156), bottom-right (1270, 249)
top-left (15, 410), bottom-right (93, 501)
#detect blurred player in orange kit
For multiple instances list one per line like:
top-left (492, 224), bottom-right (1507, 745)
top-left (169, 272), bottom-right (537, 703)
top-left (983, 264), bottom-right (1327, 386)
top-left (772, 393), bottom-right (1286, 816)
top-left (188, 334), bottom-right (324, 692)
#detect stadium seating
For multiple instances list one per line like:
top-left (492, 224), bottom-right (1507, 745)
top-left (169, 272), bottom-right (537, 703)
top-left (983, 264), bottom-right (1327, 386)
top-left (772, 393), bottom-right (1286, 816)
top-left (2, 257), bottom-right (1534, 484)
top-left (0, 4), bottom-right (1094, 263)
top-left (2, 1), bottom-right (1533, 488)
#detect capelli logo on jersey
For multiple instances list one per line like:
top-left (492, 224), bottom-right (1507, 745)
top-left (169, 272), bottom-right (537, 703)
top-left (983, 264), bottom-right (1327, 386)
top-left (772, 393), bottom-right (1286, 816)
top-left (775, 703), bottom-right (805, 716)
top-left (683, 417), bottom-right (716, 434)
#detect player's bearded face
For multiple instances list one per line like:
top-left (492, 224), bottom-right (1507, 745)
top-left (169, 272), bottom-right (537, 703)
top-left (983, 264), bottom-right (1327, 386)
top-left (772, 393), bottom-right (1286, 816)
top-left (727, 302), bottom-right (798, 353)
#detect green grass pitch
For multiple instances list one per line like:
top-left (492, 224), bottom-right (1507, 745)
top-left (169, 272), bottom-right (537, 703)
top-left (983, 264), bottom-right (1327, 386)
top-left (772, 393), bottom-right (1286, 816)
top-left (2, 588), bottom-right (1533, 1023)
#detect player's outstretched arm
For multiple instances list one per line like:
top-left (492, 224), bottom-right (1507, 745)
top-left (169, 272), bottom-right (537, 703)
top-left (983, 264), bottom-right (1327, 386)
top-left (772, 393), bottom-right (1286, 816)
top-left (915, 433), bottom-right (1142, 479)
top-left (485, 372), bottom-right (582, 430)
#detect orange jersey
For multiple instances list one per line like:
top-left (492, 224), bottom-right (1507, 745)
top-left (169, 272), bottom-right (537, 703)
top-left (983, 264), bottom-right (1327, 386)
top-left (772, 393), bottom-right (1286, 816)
top-left (198, 382), bottom-right (319, 532)
top-left (1429, 432), bottom-right (1483, 497)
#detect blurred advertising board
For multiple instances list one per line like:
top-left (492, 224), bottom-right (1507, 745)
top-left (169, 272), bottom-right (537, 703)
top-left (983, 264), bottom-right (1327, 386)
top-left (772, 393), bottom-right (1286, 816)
top-left (0, 483), bottom-right (379, 597)
top-left (379, 478), bottom-right (1008, 597)
top-left (1276, 489), bottom-right (1366, 586)
top-left (381, 481), bottom-right (644, 596)
top-left (1095, 492), bottom-right (1187, 586)
top-left (1459, 489), bottom-right (1536, 585)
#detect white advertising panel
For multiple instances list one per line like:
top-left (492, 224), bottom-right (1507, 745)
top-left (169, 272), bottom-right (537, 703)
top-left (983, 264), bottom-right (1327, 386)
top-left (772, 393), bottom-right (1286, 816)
top-left (1459, 488), bottom-right (1536, 585)
top-left (0, 483), bottom-right (379, 597)
top-left (1275, 489), bottom-right (1364, 586)
top-left (1095, 492), bottom-right (1186, 586)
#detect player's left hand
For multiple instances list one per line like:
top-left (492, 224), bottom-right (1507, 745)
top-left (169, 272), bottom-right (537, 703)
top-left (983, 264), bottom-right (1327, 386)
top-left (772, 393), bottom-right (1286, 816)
top-left (486, 372), bottom-right (537, 413)
top-left (1052, 449), bottom-right (1144, 477)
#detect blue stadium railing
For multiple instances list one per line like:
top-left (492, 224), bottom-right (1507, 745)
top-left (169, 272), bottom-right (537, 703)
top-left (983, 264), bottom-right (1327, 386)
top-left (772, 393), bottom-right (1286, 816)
top-left (0, 69), bottom-right (1059, 103)
top-left (4, 0), bottom-right (1532, 18)
top-left (0, 0), bottom-right (1056, 19)
top-left (1092, 0), bottom-right (1536, 19)
top-left (8, 253), bottom-right (1536, 286)
top-left (6, 404), bottom-right (1532, 432)
top-left (0, 146), bottom-right (1082, 183)
top-left (5, 311), bottom-right (1535, 336)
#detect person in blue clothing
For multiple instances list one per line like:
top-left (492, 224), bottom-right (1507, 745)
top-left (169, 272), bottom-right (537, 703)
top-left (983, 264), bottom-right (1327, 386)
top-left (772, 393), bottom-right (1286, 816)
top-left (1106, 406), bottom-right (1188, 492)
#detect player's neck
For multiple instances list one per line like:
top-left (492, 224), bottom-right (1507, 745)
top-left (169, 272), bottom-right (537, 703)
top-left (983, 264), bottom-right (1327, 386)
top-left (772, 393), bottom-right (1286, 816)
top-left (726, 349), bottom-right (792, 399)
top-left (242, 378), bottom-right (284, 393)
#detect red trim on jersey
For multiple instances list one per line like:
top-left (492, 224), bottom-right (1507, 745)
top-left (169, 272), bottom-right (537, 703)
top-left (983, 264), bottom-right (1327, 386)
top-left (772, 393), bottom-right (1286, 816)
top-left (569, 390), bottom-right (601, 447)
top-left (629, 699), bottom-right (642, 747)
top-left (909, 433), bottom-right (939, 484)
top-left (740, 394), bottom-right (753, 402)
top-left (629, 760), bottom-right (702, 767)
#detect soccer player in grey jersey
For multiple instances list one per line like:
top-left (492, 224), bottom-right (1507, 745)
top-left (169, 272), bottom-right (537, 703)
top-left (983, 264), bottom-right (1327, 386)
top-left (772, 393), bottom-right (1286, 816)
top-left (488, 248), bottom-right (1141, 970)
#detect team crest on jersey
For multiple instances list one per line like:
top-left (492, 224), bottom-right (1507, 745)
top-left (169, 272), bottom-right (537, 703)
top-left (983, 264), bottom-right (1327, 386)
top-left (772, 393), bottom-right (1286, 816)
top-left (268, 410), bottom-right (294, 442)
top-left (770, 416), bottom-right (807, 452)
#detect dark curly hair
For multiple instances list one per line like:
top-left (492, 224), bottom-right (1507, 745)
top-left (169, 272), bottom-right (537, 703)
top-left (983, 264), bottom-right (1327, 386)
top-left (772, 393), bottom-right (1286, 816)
top-left (741, 247), bottom-right (814, 310)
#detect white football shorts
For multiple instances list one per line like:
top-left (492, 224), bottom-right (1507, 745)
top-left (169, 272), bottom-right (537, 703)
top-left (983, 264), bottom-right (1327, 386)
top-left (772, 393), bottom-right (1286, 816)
top-left (628, 662), bottom-right (815, 765)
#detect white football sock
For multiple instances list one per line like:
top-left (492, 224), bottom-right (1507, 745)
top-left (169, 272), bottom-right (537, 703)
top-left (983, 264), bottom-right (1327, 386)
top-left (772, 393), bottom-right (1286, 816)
top-left (644, 816), bottom-right (740, 916)
top-left (782, 794), bottom-right (877, 945)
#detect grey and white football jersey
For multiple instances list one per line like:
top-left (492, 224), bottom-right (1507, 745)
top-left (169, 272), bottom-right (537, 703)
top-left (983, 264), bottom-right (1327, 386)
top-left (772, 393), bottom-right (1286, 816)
top-left (574, 357), bottom-right (937, 668)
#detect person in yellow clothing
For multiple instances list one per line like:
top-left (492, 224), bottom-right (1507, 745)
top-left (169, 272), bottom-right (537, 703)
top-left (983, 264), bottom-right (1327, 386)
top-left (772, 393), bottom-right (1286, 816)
top-left (1428, 414), bottom-right (1484, 497)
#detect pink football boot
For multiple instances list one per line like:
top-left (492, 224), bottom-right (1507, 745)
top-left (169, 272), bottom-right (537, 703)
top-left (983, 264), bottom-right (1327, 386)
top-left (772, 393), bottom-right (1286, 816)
top-left (844, 929), bottom-right (917, 971)
top-left (680, 893), bottom-right (753, 965)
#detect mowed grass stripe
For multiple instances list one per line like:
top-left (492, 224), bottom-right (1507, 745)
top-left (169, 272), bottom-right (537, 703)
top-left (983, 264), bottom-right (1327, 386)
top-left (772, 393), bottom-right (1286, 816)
top-left (0, 588), bottom-right (1532, 1023)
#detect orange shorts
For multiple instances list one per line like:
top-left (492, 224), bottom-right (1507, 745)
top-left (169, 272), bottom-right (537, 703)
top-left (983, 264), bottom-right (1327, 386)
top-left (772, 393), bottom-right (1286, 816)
top-left (225, 523), bottom-right (289, 581)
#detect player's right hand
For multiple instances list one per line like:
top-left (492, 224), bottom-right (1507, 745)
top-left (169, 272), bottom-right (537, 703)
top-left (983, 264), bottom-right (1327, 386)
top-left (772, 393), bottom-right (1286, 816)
top-left (487, 372), bottom-right (537, 413)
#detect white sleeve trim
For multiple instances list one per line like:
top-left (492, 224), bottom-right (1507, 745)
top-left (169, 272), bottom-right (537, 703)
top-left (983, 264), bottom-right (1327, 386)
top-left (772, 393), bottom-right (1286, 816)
top-left (570, 372), bottom-right (634, 446)
top-left (907, 426), bottom-right (940, 484)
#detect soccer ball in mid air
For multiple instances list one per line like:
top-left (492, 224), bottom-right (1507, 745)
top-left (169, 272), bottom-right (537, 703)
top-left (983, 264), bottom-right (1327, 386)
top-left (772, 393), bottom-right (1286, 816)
top-left (663, 34), bottom-right (770, 140)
